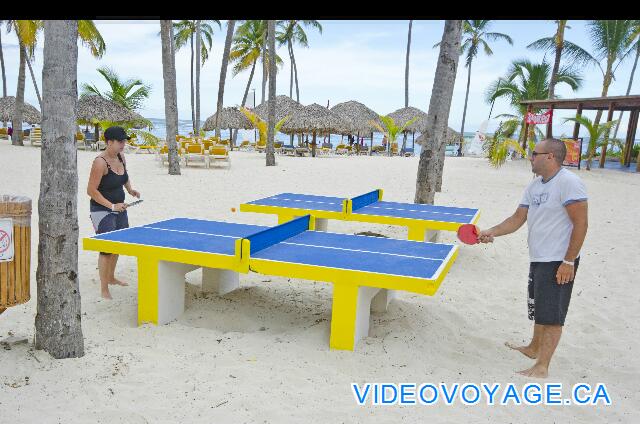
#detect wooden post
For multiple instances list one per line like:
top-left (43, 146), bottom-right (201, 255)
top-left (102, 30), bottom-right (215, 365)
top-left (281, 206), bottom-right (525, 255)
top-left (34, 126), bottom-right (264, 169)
top-left (572, 103), bottom-right (583, 140)
top-left (522, 104), bottom-right (532, 152)
top-left (546, 105), bottom-right (554, 138)
top-left (623, 109), bottom-right (639, 168)
top-left (599, 102), bottom-right (616, 168)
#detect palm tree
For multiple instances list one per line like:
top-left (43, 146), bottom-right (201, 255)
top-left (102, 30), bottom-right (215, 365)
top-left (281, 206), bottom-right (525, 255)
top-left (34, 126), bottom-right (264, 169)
top-left (214, 20), bottom-right (236, 141)
top-left (583, 20), bottom-right (635, 169)
top-left (160, 20), bottom-right (181, 175)
top-left (527, 20), bottom-right (596, 137)
top-left (81, 67), bottom-right (151, 111)
top-left (612, 21), bottom-right (640, 142)
top-left (172, 20), bottom-right (220, 132)
top-left (7, 19), bottom-right (105, 144)
top-left (399, 20), bottom-right (412, 154)
top-left (0, 21), bottom-right (6, 101)
top-left (565, 115), bottom-right (618, 167)
top-left (8, 20), bottom-right (37, 145)
top-left (415, 20), bottom-right (463, 205)
top-left (370, 115), bottom-right (417, 157)
top-left (483, 120), bottom-right (528, 168)
top-left (437, 20), bottom-right (512, 156)
top-left (276, 20), bottom-right (322, 103)
top-left (35, 19), bottom-right (84, 359)
top-left (266, 20), bottom-right (277, 166)
top-left (486, 59), bottom-right (582, 150)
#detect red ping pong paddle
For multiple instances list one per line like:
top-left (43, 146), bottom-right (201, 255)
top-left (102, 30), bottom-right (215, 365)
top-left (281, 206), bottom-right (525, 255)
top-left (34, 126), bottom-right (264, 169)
top-left (457, 224), bottom-right (479, 245)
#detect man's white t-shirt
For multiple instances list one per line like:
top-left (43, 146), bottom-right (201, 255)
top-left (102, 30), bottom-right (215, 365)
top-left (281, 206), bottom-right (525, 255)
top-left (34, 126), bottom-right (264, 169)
top-left (519, 168), bottom-right (588, 262)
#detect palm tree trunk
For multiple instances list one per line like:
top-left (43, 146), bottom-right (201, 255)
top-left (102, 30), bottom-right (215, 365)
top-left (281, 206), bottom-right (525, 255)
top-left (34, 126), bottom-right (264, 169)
top-left (292, 44), bottom-right (300, 102)
top-left (266, 20), bottom-right (276, 166)
top-left (415, 20), bottom-right (462, 205)
top-left (547, 20), bottom-right (566, 138)
top-left (12, 42), bottom-right (27, 146)
top-left (459, 59), bottom-right (472, 156)
top-left (26, 56), bottom-right (43, 110)
top-left (195, 20), bottom-right (202, 135)
top-left (0, 29), bottom-right (7, 99)
top-left (404, 20), bottom-right (412, 107)
top-left (215, 20), bottom-right (236, 142)
top-left (232, 59), bottom-right (258, 146)
top-left (160, 20), bottom-right (181, 175)
top-left (261, 20), bottom-right (268, 104)
top-left (190, 34), bottom-right (195, 134)
top-left (587, 69), bottom-right (613, 170)
top-left (35, 19), bottom-right (84, 359)
top-left (288, 40), bottom-right (294, 98)
top-left (613, 41), bottom-right (640, 140)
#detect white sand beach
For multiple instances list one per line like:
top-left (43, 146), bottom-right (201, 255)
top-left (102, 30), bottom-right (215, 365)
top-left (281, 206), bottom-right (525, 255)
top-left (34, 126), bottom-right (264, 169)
top-left (1, 141), bottom-right (638, 423)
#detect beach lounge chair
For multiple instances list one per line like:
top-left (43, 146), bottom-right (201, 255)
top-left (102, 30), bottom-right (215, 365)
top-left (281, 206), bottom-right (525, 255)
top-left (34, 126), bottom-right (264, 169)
top-left (158, 145), bottom-right (185, 167)
top-left (255, 140), bottom-right (267, 153)
top-left (0, 128), bottom-right (8, 140)
top-left (209, 145), bottom-right (230, 168)
top-left (335, 144), bottom-right (349, 155)
top-left (29, 127), bottom-right (42, 147)
top-left (401, 147), bottom-right (415, 157)
top-left (238, 140), bottom-right (251, 151)
top-left (184, 143), bottom-right (209, 168)
top-left (295, 145), bottom-right (310, 157)
top-left (274, 141), bottom-right (283, 154)
top-left (445, 145), bottom-right (457, 156)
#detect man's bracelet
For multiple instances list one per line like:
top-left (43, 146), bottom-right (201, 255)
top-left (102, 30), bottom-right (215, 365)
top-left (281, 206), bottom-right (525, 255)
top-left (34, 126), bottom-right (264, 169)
top-left (562, 259), bottom-right (575, 266)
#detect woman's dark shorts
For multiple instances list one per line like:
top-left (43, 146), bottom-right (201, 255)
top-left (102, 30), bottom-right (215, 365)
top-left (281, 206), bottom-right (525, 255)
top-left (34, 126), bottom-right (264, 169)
top-left (90, 210), bottom-right (129, 255)
top-left (527, 257), bottom-right (580, 326)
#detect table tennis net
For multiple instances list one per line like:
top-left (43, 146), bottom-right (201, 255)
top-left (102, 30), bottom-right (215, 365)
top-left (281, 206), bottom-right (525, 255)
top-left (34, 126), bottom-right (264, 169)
top-left (350, 190), bottom-right (380, 212)
top-left (244, 215), bottom-right (311, 255)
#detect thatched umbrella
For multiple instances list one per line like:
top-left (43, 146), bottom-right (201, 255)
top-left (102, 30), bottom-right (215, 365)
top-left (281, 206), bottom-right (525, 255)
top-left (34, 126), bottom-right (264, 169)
top-left (385, 106), bottom-right (431, 154)
top-left (0, 96), bottom-right (41, 124)
top-left (77, 95), bottom-right (143, 142)
top-left (253, 95), bottom-right (303, 122)
top-left (203, 107), bottom-right (253, 131)
top-left (330, 100), bottom-right (382, 154)
top-left (281, 103), bottom-right (351, 157)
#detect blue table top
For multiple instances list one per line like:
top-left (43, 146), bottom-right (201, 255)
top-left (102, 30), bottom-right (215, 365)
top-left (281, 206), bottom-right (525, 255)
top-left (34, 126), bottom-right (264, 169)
top-left (251, 230), bottom-right (456, 280)
top-left (91, 218), bottom-right (268, 256)
top-left (247, 193), bottom-right (345, 213)
top-left (353, 201), bottom-right (478, 223)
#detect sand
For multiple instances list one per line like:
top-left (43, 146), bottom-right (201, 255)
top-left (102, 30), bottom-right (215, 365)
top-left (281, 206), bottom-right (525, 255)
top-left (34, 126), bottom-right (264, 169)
top-left (0, 140), bottom-right (638, 423)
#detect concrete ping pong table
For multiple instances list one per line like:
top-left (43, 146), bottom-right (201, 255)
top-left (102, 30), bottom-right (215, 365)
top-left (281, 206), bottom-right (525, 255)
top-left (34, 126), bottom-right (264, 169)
top-left (239, 189), bottom-right (480, 242)
top-left (83, 215), bottom-right (459, 351)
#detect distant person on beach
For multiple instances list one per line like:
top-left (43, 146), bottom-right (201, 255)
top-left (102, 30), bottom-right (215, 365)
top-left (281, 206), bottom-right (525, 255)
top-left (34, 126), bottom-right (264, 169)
top-left (87, 126), bottom-right (141, 299)
top-left (7, 126), bottom-right (13, 137)
top-left (477, 138), bottom-right (588, 378)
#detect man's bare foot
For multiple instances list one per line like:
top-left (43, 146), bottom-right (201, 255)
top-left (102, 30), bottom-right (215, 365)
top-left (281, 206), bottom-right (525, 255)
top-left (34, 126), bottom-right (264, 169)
top-left (505, 341), bottom-right (538, 359)
top-left (101, 290), bottom-right (113, 300)
top-left (109, 278), bottom-right (129, 286)
top-left (517, 364), bottom-right (548, 378)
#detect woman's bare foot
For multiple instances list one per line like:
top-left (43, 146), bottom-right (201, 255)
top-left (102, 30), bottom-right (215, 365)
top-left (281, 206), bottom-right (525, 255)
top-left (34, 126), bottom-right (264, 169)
top-left (505, 341), bottom-right (538, 359)
top-left (109, 278), bottom-right (129, 286)
top-left (517, 364), bottom-right (548, 378)
top-left (101, 289), bottom-right (113, 300)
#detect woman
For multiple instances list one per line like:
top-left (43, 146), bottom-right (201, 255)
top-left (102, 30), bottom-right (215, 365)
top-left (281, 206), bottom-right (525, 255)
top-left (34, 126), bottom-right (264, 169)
top-left (87, 126), bottom-right (140, 299)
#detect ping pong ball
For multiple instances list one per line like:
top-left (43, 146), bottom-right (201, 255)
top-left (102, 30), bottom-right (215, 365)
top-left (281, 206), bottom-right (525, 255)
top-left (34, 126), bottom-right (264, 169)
top-left (231, 207), bottom-right (236, 212)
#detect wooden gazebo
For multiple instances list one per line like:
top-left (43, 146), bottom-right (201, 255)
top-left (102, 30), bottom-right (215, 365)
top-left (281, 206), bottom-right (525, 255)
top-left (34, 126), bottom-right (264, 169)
top-left (520, 95), bottom-right (640, 171)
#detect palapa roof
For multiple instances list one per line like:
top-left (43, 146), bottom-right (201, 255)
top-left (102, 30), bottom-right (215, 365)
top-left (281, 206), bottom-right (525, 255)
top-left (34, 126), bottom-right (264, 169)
top-left (253, 95), bottom-right (303, 122)
top-left (76, 95), bottom-right (142, 123)
top-left (281, 103), bottom-right (351, 134)
top-left (203, 107), bottom-right (253, 131)
top-left (330, 100), bottom-right (381, 134)
top-left (0, 96), bottom-right (41, 124)
top-left (386, 106), bottom-right (428, 132)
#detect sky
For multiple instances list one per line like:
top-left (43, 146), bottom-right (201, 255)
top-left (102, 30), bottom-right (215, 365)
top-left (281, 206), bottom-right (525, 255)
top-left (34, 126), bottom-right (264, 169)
top-left (1, 19), bottom-right (639, 137)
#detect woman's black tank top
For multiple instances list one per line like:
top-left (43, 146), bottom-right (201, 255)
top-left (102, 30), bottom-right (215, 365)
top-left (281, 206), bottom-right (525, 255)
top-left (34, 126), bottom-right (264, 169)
top-left (90, 153), bottom-right (129, 212)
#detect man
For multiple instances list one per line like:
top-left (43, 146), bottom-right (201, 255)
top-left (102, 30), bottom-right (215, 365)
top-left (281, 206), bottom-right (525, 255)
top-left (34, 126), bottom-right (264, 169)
top-left (478, 138), bottom-right (588, 378)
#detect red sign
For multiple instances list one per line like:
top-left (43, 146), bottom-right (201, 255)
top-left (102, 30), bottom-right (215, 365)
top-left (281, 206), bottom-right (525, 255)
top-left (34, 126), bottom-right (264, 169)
top-left (525, 110), bottom-right (553, 125)
top-left (562, 138), bottom-right (583, 168)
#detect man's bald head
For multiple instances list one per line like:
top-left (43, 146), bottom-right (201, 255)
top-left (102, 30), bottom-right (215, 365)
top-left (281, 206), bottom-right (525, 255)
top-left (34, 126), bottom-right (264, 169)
top-left (541, 138), bottom-right (566, 166)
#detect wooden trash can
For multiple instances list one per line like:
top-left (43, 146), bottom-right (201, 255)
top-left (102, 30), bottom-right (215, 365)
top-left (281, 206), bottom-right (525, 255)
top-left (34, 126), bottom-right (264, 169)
top-left (0, 195), bottom-right (32, 313)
